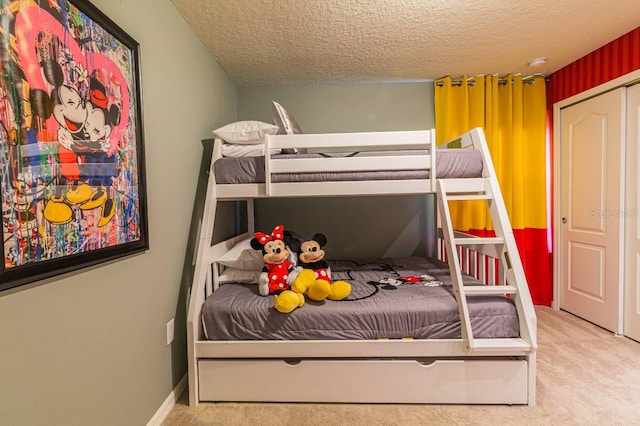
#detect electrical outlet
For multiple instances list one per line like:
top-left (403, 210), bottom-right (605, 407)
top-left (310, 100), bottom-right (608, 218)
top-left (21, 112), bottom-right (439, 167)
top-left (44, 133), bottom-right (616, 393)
top-left (166, 318), bottom-right (175, 345)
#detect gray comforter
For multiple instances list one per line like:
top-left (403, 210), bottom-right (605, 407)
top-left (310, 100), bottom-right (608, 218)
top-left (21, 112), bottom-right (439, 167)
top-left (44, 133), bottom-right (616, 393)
top-left (202, 257), bottom-right (519, 340)
top-left (213, 148), bottom-right (483, 184)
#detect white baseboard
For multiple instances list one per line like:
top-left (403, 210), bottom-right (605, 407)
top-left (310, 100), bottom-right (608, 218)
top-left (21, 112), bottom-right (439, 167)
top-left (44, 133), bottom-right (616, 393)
top-left (147, 374), bottom-right (188, 426)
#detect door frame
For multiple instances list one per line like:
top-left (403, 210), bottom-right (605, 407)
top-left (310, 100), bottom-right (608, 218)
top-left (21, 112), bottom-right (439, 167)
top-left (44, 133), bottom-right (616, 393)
top-left (624, 83), bottom-right (640, 342)
top-left (553, 68), bottom-right (640, 319)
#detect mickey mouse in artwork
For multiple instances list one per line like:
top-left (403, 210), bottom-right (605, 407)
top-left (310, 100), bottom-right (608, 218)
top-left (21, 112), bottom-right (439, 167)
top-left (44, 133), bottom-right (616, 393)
top-left (287, 232), bottom-right (351, 301)
top-left (30, 60), bottom-right (89, 224)
top-left (250, 225), bottom-right (304, 313)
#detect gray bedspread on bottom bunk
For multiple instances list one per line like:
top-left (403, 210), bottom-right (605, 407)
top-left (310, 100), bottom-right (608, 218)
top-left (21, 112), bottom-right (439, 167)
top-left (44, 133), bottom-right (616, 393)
top-left (201, 257), bottom-right (519, 340)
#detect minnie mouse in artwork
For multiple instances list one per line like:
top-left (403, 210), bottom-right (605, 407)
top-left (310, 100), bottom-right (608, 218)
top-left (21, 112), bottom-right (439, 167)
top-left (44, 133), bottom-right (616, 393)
top-left (77, 76), bottom-right (120, 226)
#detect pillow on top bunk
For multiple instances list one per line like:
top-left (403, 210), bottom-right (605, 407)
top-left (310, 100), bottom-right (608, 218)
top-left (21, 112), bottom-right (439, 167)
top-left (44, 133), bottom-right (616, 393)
top-left (213, 120), bottom-right (278, 145)
top-left (272, 101), bottom-right (303, 154)
top-left (217, 237), bottom-right (264, 270)
top-left (272, 101), bottom-right (303, 135)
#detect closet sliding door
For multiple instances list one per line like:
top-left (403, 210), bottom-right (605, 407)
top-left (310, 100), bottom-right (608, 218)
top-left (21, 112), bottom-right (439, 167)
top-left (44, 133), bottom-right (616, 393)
top-left (625, 83), bottom-right (640, 342)
top-left (559, 88), bottom-right (625, 334)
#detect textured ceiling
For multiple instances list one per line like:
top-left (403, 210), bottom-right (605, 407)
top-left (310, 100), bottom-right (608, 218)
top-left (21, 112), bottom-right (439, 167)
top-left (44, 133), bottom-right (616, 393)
top-left (171, 0), bottom-right (640, 87)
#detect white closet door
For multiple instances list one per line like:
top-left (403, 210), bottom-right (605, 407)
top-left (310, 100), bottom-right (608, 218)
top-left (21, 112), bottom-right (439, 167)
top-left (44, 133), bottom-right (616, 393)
top-left (560, 88), bottom-right (625, 334)
top-left (625, 83), bottom-right (640, 342)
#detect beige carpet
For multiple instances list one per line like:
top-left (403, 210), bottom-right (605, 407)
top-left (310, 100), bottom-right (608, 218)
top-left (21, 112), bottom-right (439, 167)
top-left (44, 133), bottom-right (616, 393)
top-left (163, 306), bottom-right (640, 425)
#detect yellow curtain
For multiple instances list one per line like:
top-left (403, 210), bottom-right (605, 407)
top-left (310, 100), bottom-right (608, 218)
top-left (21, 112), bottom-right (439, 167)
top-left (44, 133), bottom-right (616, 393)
top-left (434, 74), bottom-right (547, 231)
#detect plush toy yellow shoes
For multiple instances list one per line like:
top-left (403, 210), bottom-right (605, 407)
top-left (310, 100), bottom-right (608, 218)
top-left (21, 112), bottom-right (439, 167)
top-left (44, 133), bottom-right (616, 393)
top-left (274, 275), bottom-right (349, 312)
top-left (327, 280), bottom-right (351, 300)
top-left (291, 268), bottom-right (314, 293)
top-left (292, 269), bottom-right (330, 301)
top-left (292, 269), bottom-right (351, 301)
top-left (307, 280), bottom-right (331, 302)
top-left (273, 290), bottom-right (305, 314)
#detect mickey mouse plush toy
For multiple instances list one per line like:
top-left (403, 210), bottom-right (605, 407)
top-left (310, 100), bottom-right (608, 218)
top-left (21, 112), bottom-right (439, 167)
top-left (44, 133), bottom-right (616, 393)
top-left (251, 225), bottom-right (304, 313)
top-left (288, 232), bottom-right (351, 301)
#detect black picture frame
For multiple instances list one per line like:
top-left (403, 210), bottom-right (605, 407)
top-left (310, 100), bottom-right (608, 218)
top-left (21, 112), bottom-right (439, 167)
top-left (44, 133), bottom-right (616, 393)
top-left (0, 0), bottom-right (148, 292)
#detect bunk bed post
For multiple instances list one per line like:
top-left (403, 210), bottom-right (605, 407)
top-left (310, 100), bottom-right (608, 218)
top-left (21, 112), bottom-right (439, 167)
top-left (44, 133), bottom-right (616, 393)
top-left (528, 351), bottom-right (537, 406)
top-left (425, 128), bottom-right (438, 258)
top-left (429, 128), bottom-right (437, 193)
top-left (247, 198), bottom-right (255, 233)
top-left (264, 135), bottom-right (272, 196)
top-left (187, 140), bottom-right (221, 406)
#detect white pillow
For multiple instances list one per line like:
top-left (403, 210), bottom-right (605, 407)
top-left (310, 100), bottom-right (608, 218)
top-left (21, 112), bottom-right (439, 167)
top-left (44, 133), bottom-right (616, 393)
top-left (217, 238), bottom-right (264, 270)
top-left (213, 121), bottom-right (279, 145)
top-left (221, 143), bottom-right (281, 157)
top-left (218, 268), bottom-right (260, 284)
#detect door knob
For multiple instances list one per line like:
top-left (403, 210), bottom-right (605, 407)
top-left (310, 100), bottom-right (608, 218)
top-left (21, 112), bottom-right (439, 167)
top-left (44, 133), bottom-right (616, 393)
top-left (561, 217), bottom-right (567, 224)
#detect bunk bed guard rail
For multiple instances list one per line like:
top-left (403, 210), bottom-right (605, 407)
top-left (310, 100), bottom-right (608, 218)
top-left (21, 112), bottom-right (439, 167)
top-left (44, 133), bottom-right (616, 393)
top-left (264, 130), bottom-right (437, 196)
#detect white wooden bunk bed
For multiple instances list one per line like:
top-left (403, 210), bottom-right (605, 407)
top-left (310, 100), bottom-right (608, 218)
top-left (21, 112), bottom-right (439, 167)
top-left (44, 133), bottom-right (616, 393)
top-left (186, 127), bottom-right (538, 406)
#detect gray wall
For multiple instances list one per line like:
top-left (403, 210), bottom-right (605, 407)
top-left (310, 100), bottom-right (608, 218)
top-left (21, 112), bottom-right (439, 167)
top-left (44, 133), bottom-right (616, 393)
top-left (238, 82), bottom-right (434, 133)
top-left (0, 1), bottom-right (236, 425)
top-left (238, 82), bottom-right (436, 259)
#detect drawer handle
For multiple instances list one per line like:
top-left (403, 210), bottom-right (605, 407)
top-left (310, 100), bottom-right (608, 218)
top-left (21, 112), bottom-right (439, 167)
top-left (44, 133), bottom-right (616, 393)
top-left (284, 359), bottom-right (302, 366)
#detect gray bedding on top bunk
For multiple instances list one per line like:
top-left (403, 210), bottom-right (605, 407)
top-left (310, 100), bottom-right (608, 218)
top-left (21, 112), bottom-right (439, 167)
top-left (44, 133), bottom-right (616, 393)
top-left (201, 256), bottom-right (519, 341)
top-left (213, 148), bottom-right (483, 184)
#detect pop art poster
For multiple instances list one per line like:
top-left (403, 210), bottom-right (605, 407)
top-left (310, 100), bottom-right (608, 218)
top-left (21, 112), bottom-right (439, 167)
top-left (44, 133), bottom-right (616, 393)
top-left (0, 0), bottom-right (148, 291)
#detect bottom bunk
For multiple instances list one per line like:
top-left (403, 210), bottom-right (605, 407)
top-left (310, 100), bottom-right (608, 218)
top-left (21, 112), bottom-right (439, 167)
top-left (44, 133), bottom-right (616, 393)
top-left (188, 250), bottom-right (536, 406)
top-left (202, 256), bottom-right (520, 341)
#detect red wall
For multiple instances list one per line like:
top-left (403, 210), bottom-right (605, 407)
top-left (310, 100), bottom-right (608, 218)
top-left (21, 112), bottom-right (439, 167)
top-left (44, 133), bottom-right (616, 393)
top-left (547, 26), bottom-right (640, 105)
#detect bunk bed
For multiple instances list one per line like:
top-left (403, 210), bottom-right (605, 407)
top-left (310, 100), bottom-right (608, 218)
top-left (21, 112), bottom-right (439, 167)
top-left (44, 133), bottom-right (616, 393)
top-left (186, 127), bottom-right (538, 406)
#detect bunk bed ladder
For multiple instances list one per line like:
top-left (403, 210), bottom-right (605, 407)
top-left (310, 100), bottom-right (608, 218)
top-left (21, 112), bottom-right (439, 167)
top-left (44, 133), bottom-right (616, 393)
top-left (436, 177), bottom-right (535, 355)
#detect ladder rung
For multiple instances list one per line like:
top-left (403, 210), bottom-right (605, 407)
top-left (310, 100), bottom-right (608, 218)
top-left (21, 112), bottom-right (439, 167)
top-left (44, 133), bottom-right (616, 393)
top-left (438, 178), bottom-right (488, 193)
top-left (463, 285), bottom-right (517, 295)
top-left (453, 237), bottom-right (504, 245)
top-left (470, 338), bottom-right (532, 354)
top-left (446, 194), bottom-right (493, 201)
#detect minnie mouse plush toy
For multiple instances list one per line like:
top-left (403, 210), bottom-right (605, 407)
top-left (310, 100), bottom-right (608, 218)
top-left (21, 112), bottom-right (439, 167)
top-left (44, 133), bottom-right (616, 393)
top-left (250, 225), bottom-right (304, 313)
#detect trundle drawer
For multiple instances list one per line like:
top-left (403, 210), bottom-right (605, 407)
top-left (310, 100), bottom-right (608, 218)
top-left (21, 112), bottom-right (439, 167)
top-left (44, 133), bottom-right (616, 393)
top-left (198, 358), bottom-right (529, 404)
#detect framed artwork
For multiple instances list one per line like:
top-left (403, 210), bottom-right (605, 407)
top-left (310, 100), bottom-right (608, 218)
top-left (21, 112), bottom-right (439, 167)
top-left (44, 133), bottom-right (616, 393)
top-left (0, 0), bottom-right (148, 292)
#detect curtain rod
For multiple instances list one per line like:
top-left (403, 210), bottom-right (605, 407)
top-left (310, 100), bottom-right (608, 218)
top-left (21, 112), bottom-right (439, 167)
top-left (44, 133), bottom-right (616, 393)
top-left (435, 74), bottom-right (544, 87)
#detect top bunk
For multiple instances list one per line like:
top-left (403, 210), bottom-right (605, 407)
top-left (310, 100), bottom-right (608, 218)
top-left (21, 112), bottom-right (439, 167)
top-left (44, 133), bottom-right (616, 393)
top-left (210, 128), bottom-right (490, 199)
